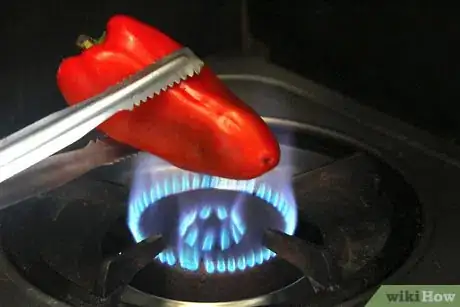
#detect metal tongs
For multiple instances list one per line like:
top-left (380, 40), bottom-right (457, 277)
top-left (0, 48), bottom-right (204, 184)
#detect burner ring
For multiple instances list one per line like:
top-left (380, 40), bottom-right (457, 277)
top-left (127, 166), bottom-right (297, 274)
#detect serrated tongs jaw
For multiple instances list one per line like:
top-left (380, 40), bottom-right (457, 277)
top-left (0, 47), bottom-right (204, 184)
top-left (103, 47), bottom-right (204, 110)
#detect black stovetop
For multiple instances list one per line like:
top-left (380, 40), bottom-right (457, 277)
top-left (0, 57), bottom-right (459, 307)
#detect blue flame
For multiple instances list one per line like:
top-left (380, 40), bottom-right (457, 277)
top-left (128, 170), bottom-right (297, 274)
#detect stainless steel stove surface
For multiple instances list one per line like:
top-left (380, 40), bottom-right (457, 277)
top-left (0, 57), bottom-right (459, 307)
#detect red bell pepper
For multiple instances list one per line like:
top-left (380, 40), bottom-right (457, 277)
top-left (56, 15), bottom-right (279, 180)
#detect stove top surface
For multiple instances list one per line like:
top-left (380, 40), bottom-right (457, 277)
top-left (0, 57), bottom-right (459, 307)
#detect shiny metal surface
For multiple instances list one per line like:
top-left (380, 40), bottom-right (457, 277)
top-left (0, 138), bottom-right (136, 210)
top-left (120, 280), bottom-right (303, 307)
top-left (0, 47), bottom-right (203, 184)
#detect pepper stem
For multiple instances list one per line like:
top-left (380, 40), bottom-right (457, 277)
top-left (76, 34), bottom-right (96, 50)
top-left (76, 32), bottom-right (106, 50)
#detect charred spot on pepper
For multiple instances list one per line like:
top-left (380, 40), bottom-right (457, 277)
top-left (261, 156), bottom-right (277, 168)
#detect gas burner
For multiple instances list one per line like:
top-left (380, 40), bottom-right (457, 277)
top-left (0, 137), bottom-right (422, 306)
top-left (0, 57), bottom-right (446, 307)
top-left (127, 159), bottom-right (297, 274)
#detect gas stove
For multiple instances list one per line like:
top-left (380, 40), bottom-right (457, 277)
top-left (0, 57), bottom-right (459, 307)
